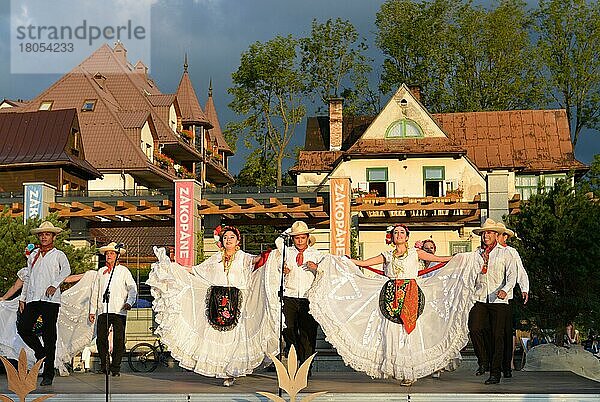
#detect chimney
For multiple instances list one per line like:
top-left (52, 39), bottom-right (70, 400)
top-left (113, 41), bottom-right (128, 65)
top-left (329, 98), bottom-right (343, 151)
top-left (408, 85), bottom-right (422, 102)
top-left (134, 60), bottom-right (148, 78)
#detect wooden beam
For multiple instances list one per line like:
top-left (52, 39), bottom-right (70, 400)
top-left (244, 197), bottom-right (262, 208)
top-left (116, 200), bottom-right (136, 211)
top-left (93, 201), bottom-right (114, 211)
top-left (221, 199), bottom-right (239, 209)
top-left (138, 200), bottom-right (157, 209)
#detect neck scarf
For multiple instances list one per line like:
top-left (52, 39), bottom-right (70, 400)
top-left (480, 241), bottom-right (497, 274)
top-left (31, 245), bottom-right (53, 268)
top-left (296, 246), bottom-right (307, 266)
top-left (103, 262), bottom-right (116, 275)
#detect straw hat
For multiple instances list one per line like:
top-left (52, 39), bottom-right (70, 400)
top-left (98, 242), bottom-right (126, 255)
top-left (30, 221), bottom-right (63, 235)
top-left (497, 222), bottom-right (515, 238)
top-left (472, 218), bottom-right (506, 236)
top-left (286, 221), bottom-right (315, 236)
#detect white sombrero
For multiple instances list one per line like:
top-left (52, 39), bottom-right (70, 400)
top-left (286, 221), bottom-right (315, 236)
top-left (98, 242), bottom-right (126, 255)
top-left (30, 221), bottom-right (63, 235)
top-left (472, 218), bottom-right (506, 236)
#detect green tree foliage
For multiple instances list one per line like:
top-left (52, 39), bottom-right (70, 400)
top-left (300, 18), bottom-right (376, 115)
top-left (0, 211), bottom-right (96, 294)
top-left (534, 0), bottom-right (600, 146)
top-left (228, 35), bottom-right (306, 187)
top-left (235, 149), bottom-right (278, 187)
top-left (375, 0), bottom-right (542, 112)
top-left (505, 169), bottom-right (600, 331)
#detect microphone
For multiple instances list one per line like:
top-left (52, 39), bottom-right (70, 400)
top-left (114, 243), bottom-right (125, 251)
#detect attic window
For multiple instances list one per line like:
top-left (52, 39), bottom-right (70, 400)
top-left (81, 99), bottom-right (96, 112)
top-left (385, 118), bottom-right (423, 138)
top-left (39, 101), bottom-right (53, 111)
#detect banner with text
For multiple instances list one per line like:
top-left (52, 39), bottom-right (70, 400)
top-left (23, 182), bottom-right (56, 223)
top-left (329, 177), bottom-right (351, 256)
top-left (175, 180), bottom-right (196, 266)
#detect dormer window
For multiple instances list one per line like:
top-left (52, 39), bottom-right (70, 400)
top-left (39, 101), bottom-right (53, 110)
top-left (81, 99), bottom-right (96, 112)
top-left (385, 118), bottom-right (423, 138)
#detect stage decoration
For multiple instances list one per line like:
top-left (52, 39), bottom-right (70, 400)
top-left (257, 345), bottom-right (327, 402)
top-left (0, 348), bottom-right (55, 401)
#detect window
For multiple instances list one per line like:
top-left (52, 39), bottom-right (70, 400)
top-left (423, 166), bottom-right (445, 197)
top-left (39, 101), bottom-right (53, 110)
top-left (450, 241), bottom-right (472, 255)
top-left (81, 99), bottom-right (96, 112)
top-left (385, 119), bottom-right (424, 138)
top-left (515, 175), bottom-right (539, 200)
top-left (544, 174), bottom-right (566, 191)
top-left (366, 167), bottom-right (388, 197)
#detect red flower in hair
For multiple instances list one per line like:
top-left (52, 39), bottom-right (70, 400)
top-left (385, 232), bottom-right (393, 245)
top-left (213, 225), bottom-right (224, 248)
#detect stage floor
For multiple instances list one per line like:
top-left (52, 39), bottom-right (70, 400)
top-left (1, 361), bottom-right (599, 401)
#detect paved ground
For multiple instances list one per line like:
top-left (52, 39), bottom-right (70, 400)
top-left (1, 361), bottom-right (599, 401)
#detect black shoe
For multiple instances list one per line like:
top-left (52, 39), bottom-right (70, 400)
top-left (111, 372), bottom-right (120, 377)
top-left (40, 377), bottom-right (53, 386)
top-left (485, 375), bottom-right (501, 385)
top-left (503, 370), bottom-right (512, 378)
top-left (475, 366), bottom-right (487, 376)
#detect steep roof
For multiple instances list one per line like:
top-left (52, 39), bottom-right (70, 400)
top-left (433, 109), bottom-right (587, 172)
top-left (176, 61), bottom-right (210, 126)
top-left (204, 81), bottom-right (233, 155)
top-left (294, 108), bottom-right (586, 174)
top-left (0, 109), bottom-right (101, 179)
top-left (1, 43), bottom-right (201, 172)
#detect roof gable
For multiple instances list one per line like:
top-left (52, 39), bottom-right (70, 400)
top-left (176, 69), bottom-right (210, 126)
top-left (204, 83), bottom-right (233, 154)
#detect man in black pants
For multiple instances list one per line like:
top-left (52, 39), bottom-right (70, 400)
top-left (468, 219), bottom-right (517, 385)
top-left (277, 221), bottom-right (323, 365)
top-left (18, 221), bottom-right (71, 386)
top-left (89, 242), bottom-right (137, 376)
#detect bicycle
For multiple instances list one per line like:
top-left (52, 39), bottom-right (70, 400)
top-left (127, 327), bottom-right (169, 372)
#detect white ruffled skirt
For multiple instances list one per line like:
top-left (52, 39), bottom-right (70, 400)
top-left (147, 247), bottom-right (281, 378)
top-left (0, 270), bottom-right (96, 375)
top-left (306, 253), bottom-right (477, 381)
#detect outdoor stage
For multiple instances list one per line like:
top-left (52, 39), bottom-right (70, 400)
top-left (1, 360), bottom-right (598, 402)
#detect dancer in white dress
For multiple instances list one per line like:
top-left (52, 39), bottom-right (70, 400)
top-left (306, 224), bottom-right (479, 385)
top-left (147, 225), bottom-right (281, 387)
top-left (0, 268), bottom-right (96, 375)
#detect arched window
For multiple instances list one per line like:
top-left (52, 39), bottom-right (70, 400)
top-left (385, 119), bottom-right (424, 138)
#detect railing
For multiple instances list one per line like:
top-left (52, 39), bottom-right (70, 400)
top-left (203, 185), bottom-right (329, 195)
top-left (59, 188), bottom-right (174, 198)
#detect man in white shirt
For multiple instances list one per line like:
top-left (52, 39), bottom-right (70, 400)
top-left (89, 242), bottom-right (137, 377)
top-left (498, 223), bottom-right (529, 378)
top-left (277, 221), bottom-right (323, 365)
top-left (17, 221), bottom-right (71, 386)
top-left (468, 219), bottom-right (517, 385)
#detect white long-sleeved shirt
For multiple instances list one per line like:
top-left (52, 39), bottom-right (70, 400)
top-left (280, 243), bottom-right (324, 298)
top-left (473, 245), bottom-right (517, 304)
top-left (502, 245), bottom-right (530, 297)
top-left (89, 264), bottom-right (137, 316)
top-left (20, 248), bottom-right (71, 305)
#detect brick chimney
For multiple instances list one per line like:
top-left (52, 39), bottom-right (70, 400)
top-left (113, 41), bottom-right (128, 65)
top-left (329, 98), bottom-right (343, 151)
top-left (408, 85), bottom-right (422, 102)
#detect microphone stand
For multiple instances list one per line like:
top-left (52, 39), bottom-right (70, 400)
top-left (101, 250), bottom-right (120, 402)
top-left (277, 234), bottom-right (291, 398)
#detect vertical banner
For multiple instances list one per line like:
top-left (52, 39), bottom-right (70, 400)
top-left (329, 177), bottom-right (351, 256)
top-left (175, 180), bottom-right (198, 266)
top-left (23, 182), bottom-right (56, 223)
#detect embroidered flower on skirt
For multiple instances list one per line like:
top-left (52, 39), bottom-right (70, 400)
top-left (379, 279), bottom-right (425, 325)
top-left (206, 286), bottom-right (242, 331)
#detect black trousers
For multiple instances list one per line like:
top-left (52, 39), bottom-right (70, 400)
top-left (282, 296), bottom-right (318, 364)
top-left (502, 302), bottom-right (516, 372)
top-left (97, 313), bottom-right (127, 374)
top-left (468, 301), bottom-right (510, 377)
top-left (17, 301), bottom-right (60, 379)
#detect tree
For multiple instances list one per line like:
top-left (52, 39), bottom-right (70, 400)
top-left (0, 212), bottom-right (96, 294)
top-left (235, 149), bottom-right (278, 187)
top-left (505, 173), bottom-right (600, 331)
top-left (535, 0), bottom-right (600, 146)
top-left (375, 0), bottom-right (541, 112)
top-left (300, 18), bottom-right (376, 115)
top-left (228, 35), bottom-right (306, 187)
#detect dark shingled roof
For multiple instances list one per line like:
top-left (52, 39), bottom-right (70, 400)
top-left (0, 109), bottom-right (101, 179)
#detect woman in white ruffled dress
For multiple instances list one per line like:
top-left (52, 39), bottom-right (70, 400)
top-left (0, 268), bottom-right (96, 375)
top-left (147, 225), bottom-right (281, 386)
top-left (306, 224), bottom-right (479, 385)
